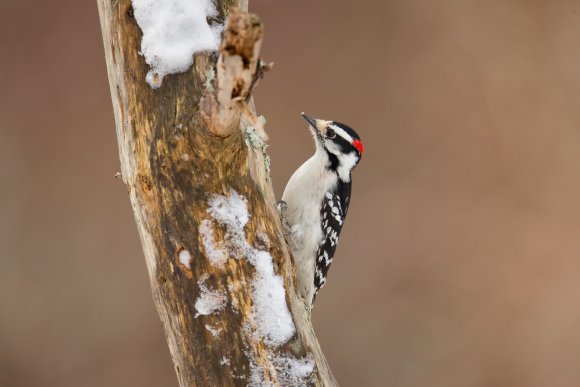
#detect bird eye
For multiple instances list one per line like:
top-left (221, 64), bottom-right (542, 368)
top-left (326, 129), bottom-right (336, 139)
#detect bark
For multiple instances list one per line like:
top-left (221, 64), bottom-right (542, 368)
top-left (97, 0), bottom-right (337, 385)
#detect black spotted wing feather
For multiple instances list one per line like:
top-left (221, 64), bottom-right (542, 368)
top-left (312, 181), bottom-right (352, 304)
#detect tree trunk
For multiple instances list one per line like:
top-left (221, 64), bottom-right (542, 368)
top-left (97, 0), bottom-right (337, 385)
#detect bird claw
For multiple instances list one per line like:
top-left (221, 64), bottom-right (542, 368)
top-left (275, 200), bottom-right (288, 212)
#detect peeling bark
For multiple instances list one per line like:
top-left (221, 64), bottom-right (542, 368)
top-left (97, 1), bottom-right (337, 386)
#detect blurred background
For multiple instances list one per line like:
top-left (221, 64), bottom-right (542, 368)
top-left (2, 0), bottom-right (580, 386)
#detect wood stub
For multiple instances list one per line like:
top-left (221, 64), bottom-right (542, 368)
top-left (202, 10), bottom-right (264, 137)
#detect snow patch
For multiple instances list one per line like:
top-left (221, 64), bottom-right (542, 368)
top-left (200, 219), bottom-right (229, 267)
top-left (207, 191), bottom-right (250, 230)
top-left (272, 354), bottom-right (315, 386)
top-left (248, 353), bottom-right (314, 387)
top-left (250, 251), bottom-right (295, 346)
top-left (207, 191), bottom-right (295, 346)
top-left (205, 324), bottom-right (222, 337)
top-left (195, 274), bottom-right (227, 317)
top-left (204, 191), bottom-right (312, 384)
top-left (178, 249), bottom-right (192, 269)
top-left (131, 0), bottom-right (223, 88)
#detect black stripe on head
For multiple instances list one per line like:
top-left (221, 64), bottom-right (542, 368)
top-left (327, 152), bottom-right (339, 170)
top-left (328, 135), bottom-right (354, 154)
top-left (331, 122), bottom-right (361, 141)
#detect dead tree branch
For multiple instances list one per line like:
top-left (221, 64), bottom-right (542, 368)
top-left (97, 0), bottom-right (337, 385)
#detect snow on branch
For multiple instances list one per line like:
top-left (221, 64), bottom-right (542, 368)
top-left (205, 190), bottom-right (295, 345)
top-left (203, 190), bottom-right (314, 385)
top-left (132, 0), bottom-right (223, 88)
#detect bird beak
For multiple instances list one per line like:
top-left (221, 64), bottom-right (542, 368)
top-left (301, 113), bottom-right (330, 137)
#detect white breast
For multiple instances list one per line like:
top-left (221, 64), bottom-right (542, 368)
top-left (282, 150), bottom-right (337, 305)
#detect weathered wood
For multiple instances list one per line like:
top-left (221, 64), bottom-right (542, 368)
top-left (97, 1), bottom-right (337, 385)
top-left (201, 11), bottom-right (264, 137)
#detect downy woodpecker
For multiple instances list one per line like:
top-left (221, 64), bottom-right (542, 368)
top-left (280, 113), bottom-right (364, 309)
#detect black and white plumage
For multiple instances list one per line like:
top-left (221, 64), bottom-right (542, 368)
top-left (281, 113), bottom-right (363, 309)
top-left (313, 182), bottom-right (350, 303)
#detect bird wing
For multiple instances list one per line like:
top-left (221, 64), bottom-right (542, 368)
top-left (312, 180), bottom-right (352, 305)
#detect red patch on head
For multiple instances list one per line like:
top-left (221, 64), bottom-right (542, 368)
top-left (352, 139), bottom-right (364, 154)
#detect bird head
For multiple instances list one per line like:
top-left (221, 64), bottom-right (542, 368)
top-left (301, 113), bottom-right (363, 180)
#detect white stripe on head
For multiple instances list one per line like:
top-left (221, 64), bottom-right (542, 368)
top-left (329, 123), bottom-right (354, 144)
top-left (324, 140), bottom-right (359, 182)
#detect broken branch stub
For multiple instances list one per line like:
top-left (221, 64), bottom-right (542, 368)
top-left (202, 10), bottom-right (264, 137)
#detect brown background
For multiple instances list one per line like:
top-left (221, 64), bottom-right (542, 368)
top-left (2, 0), bottom-right (580, 386)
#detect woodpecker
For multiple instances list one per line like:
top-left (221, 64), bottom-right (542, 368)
top-left (279, 113), bottom-right (364, 309)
